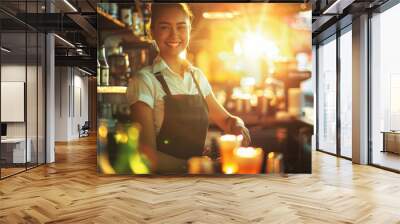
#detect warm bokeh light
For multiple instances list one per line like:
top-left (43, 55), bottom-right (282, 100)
top-left (99, 154), bottom-right (116, 174)
top-left (220, 134), bottom-right (243, 142)
top-left (179, 50), bottom-right (187, 60)
top-left (235, 147), bottom-right (259, 158)
top-left (129, 154), bottom-right (150, 174)
top-left (114, 132), bottom-right (128, 144)
top-left (242, 31), bottom-right (267, 59)
top-left (98, 124), bottom-right (108, 139)
top-left (203, 11), bottom-right (238, 19)
top-left (128, 126), bottom-right (140, 142)
top-left (242, 31), bottom-right (280, 60)
top-left (192, 4), bottom-right (311, 85)
top-left (223, 165), bottom-right (238, 174)
top-left (268, 152), bottom-right (275, 159)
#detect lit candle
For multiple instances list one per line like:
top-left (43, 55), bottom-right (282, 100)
top-left (266, 152), bottom-right (283, 174)
top-left (219, 134), bottom-right (242, 174)
top-left (273, 153), bottom-right (283, 174)
top-left (266, 152), bottom-right (275, 173)
top-left (234, 147), bottom-right (263, 174)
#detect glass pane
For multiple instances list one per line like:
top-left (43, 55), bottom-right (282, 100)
top-left (38, 32), bottom-right (45, 165)
top-left (27, 31), bottom-right (38, 169)
top-left (317, 37), bottom-right (337, 154)
top-left (1, 31), bottom-right (27, 177)
top-left (371, 5), bottom-right (400, 171)
top-left (339, 29), bottom-right (352, 158)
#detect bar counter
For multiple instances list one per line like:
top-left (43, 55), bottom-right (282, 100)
top-left (209, 113), bottom-right (313, 174)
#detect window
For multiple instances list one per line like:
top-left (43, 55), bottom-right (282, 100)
top-left (0, 0), bottom-right (47, 179)
top-left (317, 36), bottom-right (337, 154)
top-left (339, 28), bottom-right (352, 158)
top-left (371, 3), bottom-right (400, 171)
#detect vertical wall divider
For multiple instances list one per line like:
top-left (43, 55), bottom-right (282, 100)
top-left (0, 19), bottom-right (2, 179)
top-left (69, 69), bottom-right (71, 118)
top-left (73, 68), bottom-right (75, 118)
top-left (367, 10), bottom-right (373, 165)
top-left (25, 0), bottom-right (28, 171)
top-left (315, 45), bottom-right (319, 151)
top-left (36, 0), bottom-right (39, 167)
top-left (336, 27), bottom-right (341, 157)
top-left (44, 0), bottom-right (48, 165)
top-left (44, 31), bottom-right (47, 165)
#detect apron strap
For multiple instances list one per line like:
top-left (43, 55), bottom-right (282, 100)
top-left (154, 72), bottom-right (172, 96)
top-left (190, 71), bottom-right (205, 99)
top-left (190, 71), bottom-right (209, 111)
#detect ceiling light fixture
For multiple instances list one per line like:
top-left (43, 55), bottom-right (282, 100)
top-left (54, 34), bottom-right (75, 48)
top-left (63, 0), bottom-right (78, 12)
top-left (1, 47), bottom-right (11, 53)
top-left (323, 0), bottom-right (355, 15)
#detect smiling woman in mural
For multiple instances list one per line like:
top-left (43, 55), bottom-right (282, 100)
top-left (128, 3), bottom-right (251, 173)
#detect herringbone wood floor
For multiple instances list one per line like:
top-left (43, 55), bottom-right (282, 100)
top-left (1, 135), bottom-right (400, 224)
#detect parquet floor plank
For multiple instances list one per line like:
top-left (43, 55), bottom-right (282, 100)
top-left (0, 135), bottom-right (399, 223)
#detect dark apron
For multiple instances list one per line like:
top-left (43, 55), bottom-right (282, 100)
top-left (154, 71), bottom-right (209, 160)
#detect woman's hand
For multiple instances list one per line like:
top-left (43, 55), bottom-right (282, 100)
top-left (205, 92), bottom-right (251, 146)
top-left (226, 116), bottom-right (251, 146)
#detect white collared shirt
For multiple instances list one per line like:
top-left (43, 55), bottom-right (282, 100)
top-left (127, 57), bottom-right (212, 134)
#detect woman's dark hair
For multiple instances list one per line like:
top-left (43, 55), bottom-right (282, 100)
top-left (150, 3), bottom-right (194, 30)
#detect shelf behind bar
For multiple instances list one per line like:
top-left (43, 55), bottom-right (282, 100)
top-left (97, 86), bottom-right (127, 94)
top-left (97, 7), bottom-right (126, 29)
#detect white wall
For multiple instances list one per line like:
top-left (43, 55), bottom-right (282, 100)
top-left (55, 66), bottom-right (69, 141)
top-left (1, 65), bottom-right (34, 138)
top-left (55, 67), bottom-right (89, 141)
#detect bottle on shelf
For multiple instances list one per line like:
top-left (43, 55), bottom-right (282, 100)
top-left (108, 45), bottom-right (130, 86)
top-left (142, 3), bottom-right (151, 37)
top-left (97, 59), bottom-right (101, 86)
top-left (120, 5), bottom-right (133, 26)
top-left (109, 3), bottom-right (119, 19)
top-left (132, 8), bottom-right (143, 37)
top-left (98, 46), bottom-right (110, 86)
top-left (98, 3), bottom-right (109, 14)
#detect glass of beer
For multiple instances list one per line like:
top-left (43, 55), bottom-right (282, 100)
top-left (219, 134), bottom-right (243, 174)
top-left (234, 147), bottom-right (263, 174)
